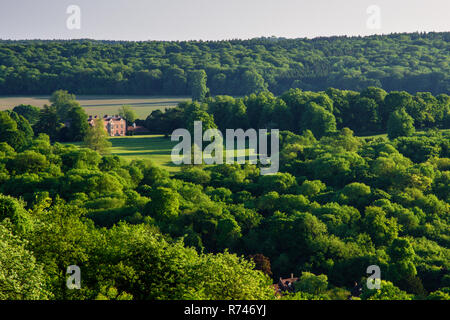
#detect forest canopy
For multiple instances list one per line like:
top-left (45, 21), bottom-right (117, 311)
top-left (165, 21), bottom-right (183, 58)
top-left (0, 102), bottom-right (449, 299)
top-left (0, 31), bottom-right (449, 301)
top-left (0, 32), bottom-right (449, 96)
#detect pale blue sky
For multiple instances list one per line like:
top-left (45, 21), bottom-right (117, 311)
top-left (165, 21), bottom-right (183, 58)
top-left (0, 0), bottom-right (449, 40)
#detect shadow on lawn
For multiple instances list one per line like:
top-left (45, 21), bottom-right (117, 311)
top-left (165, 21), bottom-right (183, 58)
top-left (83, 102), bottom-right (179, 107)
top-left (112, 150), bottom-right (172, 156)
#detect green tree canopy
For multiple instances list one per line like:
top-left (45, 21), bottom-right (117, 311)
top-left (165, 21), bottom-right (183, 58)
top-left (83, 118), bottom-right (112, 154)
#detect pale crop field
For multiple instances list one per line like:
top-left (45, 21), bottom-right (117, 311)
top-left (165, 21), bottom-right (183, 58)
top-left (0, 95), bottom-right (190, 120)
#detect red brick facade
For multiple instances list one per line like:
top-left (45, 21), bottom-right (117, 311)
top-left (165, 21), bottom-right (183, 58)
top-left (88, 115), bottom-right (127, 136)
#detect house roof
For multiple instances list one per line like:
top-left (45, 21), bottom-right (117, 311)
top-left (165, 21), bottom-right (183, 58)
top-left (103, 115), bottom-right (124, 121)
top-left (127, 125), bottom-right (149, 133)
top-left (88, 115), bottom-right (124, 121)
top-left (273, 275), bottom-right (299, 295)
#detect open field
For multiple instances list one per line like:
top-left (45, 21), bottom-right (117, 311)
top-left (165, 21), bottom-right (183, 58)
top-left (109, 135), bottom-right (258, 172)
top-left (358, 128), bottom-right (450, 140)
top-left (109, 135), bottom-right (180, 172)
top-left (68, 134), bottom-right (258, 173)
top-left (66, 135), bottom-right (179, 171)
top-left (0, 95), bottom-right (190, 120)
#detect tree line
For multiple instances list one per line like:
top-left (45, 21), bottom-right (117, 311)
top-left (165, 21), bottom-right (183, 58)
top-left (6, 86), bottom-right (448, 152)
top-left (0, 32), bottom-right (449, 96)
top-left (145, 87), bottom-right (449, 138)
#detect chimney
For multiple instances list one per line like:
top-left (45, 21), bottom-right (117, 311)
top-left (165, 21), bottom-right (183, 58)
top-left (291, 273), bottom-right (294, 279)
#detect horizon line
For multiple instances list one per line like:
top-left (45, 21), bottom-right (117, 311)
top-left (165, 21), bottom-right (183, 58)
top-left (1, 30), bottom-right (448, 43)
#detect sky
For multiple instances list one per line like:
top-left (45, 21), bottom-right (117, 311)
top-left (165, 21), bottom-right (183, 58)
top-left (0, 0), bottom-right (449, 41)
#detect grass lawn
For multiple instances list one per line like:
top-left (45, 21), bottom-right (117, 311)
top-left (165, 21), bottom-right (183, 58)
top-left (0, 95), bottom-right (190, 120)
top-left (68, 134), bottom-right (258, 173)
top-left (109, 135), bottom-right (180, 172)
top-left (109, 135), bottom-right (258, 173)
top-left (358, 133), bottom-right (388, 140)
top-left (358, 128), bottom-right (449, 140)
top-left (67, 134), bottom-right (180, 172)
top-left (67, 129), bottom-right (449, 173)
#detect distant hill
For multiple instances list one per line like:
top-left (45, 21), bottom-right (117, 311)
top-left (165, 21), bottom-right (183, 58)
top-left (0, 32), bottom-right (448, 95)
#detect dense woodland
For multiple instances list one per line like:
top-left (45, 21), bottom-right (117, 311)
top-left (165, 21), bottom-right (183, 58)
top-left (145, 87), bottom-right (450, 138)
top-left (0, 32), bottom-right (449, 96)
top-left (0, 31), bottom-right (449, 300)
top-left (0, 85), bottom-right (449, 300)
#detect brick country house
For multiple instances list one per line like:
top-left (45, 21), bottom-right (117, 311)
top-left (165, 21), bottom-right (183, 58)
top-left (88, 115), bottom-right (127, 136)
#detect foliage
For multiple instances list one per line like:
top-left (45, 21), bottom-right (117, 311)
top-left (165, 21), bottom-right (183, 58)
top-left (295, 272), bottom-right (329, 295)
top-left (0, 33), bottom-right (449, 96)
top-left (0, 224), bottom-right (49, 299)
top-left (0, 125), bottom-right (448, 299)
top-left (118, 105), bottom-right (137, 125)
top-left (191, 69), bottom-right (208, 102)
top-left (83, 118), bottom-right (112, 154)
top-left (360, 280), bottom-right (413, 300)
top-left (387, 108), bottom-right (415, 139)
